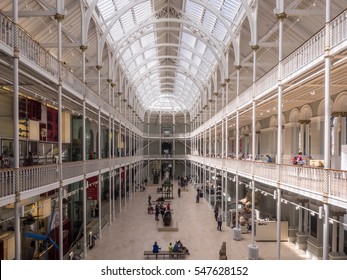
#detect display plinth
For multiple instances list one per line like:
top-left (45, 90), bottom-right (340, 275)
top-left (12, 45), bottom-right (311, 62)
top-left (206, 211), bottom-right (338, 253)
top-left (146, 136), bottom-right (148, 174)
top-left (295, 232), bottom-right (309, 250)
top-left (288, 226), bottom-right (298, 243)
top-left (233, 228), bottom-right (242, 241)
top-left (328, 252), bottom-right (347, 260)
top-left (158, 221), bottom-right (178, 232)
top-left (248, 244), bottom-right (259, 260)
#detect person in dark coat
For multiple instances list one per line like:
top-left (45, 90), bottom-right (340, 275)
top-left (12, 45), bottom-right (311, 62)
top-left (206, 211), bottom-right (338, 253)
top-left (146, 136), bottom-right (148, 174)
top-left (214, 205), bottom-right (218, 221)
top-left (152, 241), bottom-right (161, 253)
top-left (217, 214), bottom-right (222, 231)
top-left (155, 203), bottom-right (160, 221)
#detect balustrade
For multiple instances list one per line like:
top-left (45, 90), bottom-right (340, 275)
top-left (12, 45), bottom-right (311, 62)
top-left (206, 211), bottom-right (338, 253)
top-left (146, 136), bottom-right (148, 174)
top-left (189, 155), bottom-right (347, 204)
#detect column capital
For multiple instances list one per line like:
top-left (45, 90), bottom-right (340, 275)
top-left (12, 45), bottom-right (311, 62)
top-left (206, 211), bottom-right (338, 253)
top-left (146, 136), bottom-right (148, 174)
top-left (331, 211), bottom-right (346, 217)
top-left (106, 79), bottom-right (112, 83)
top-left (111, 83), bottom-right (116, 88)
top-left (225, 78), bottom-right (231, 83)
top-left (220, 83), bottom-right (226, 87)
top-left (299, 120), bottom-right (311, 124)
top-left (332, 111), bottom-right (347, 117)
top-left (213, 92), bottom-right (219, 96)
top-left (96, 65), bottom-right (103, 71)
top-left (235, 64), bottom-right (242, 70)
top-left (55, 13), bottom-right (65, 22)
top-left (117, 92), bottom-right (123, 96)
top-left (13, 48), bottom-right (20, 58)
top-left (251, 45), bottom-right (259, 51)
top-left (80, 45), bottom-right (88, 51)
top-left (276, 12), bottom-right (287, 20)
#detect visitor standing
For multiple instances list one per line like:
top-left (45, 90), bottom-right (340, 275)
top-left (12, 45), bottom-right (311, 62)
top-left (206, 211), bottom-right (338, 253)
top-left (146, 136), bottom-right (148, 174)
top-left (155, 203), bottom-right (160, 221)
top-left (148, 194), bottom-right (151, 205)
top-left (178, 187), bottom-right (181, 197)
top-left (214, 205), bottom-right (218, 221)
top-left (217, 214), bottom-right (222, 231)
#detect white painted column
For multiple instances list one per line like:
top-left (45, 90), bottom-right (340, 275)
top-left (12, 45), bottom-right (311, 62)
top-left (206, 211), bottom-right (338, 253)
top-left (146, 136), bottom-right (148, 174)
top-left (339, 216), bottom-right (345, 253)
top-left (13, 0), bottom-right (21, 260)
top-left (323, 0), bottom-right (332, 260)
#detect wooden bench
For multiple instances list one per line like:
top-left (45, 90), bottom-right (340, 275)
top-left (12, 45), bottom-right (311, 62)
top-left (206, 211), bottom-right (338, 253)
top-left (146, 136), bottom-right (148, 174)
top-left (144, 250), bottom-right (186, 259)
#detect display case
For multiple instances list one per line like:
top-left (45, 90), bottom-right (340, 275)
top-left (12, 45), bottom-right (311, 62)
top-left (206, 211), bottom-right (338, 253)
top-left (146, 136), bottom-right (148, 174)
top-left (255, 220), bottom-right (288, 241)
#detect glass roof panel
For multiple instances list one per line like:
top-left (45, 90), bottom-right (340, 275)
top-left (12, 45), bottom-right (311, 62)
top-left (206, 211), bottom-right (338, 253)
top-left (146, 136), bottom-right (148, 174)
top-left (94, 0), bottom-right (241, 112)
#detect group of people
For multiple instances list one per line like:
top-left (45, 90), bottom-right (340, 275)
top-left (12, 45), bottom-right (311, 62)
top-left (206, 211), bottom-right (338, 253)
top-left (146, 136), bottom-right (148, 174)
top-left (0, 152), bottom-right (34, 168)
top-left (152, 241), bottom-right (184, 254)
top-left (151, 201), bottom-right (171, 221)
top-left (292, 152), bottom-right (306, 165)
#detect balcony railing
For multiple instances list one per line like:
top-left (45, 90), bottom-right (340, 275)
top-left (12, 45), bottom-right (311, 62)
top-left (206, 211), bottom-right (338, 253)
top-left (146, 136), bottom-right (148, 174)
top-left (0, 156), bottom-right (143, 200)
top-left (189, 155), bottom-right (347, 206)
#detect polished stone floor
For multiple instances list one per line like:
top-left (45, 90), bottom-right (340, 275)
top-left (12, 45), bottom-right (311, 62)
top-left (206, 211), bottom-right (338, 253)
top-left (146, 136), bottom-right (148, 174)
top-left (86, 181), bottom-right (307, 260)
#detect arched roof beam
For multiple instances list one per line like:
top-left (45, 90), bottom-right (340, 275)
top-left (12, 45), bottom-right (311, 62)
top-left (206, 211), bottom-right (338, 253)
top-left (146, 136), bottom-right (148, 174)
top-left (146, 94), bottom-right (189, 113)
top-left (138, 83), bottom-right (200, 104)
top-left (124, 43), bottom-right (210, 72)
top-left (97, 0), bottom-right (238, 75)
top-left (112, 20), bottom-right (227, 81)
top-left (113, 27), bottom-right (223, 88)
top-left (132, 66), bottom-right (206, 94)
top-left (137, 78), bottom-right (201, 105)
top-left (125, 55), bottom-right (208, 86)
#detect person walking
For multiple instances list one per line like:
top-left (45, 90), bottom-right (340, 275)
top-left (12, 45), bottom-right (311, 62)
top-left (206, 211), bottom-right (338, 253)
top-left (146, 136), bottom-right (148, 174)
top-left (214, 205), bottom-right (218, 221)
top-left (196, 192), bottom-right (200, 203)
top-left (217, 214), bottom-right (222, 231)
top-left (155, 203), bottom-right (160, 221)
top-left (148, 194), bottom-right (151, 205)
top-left (178, 187), bottom-right (181, 197)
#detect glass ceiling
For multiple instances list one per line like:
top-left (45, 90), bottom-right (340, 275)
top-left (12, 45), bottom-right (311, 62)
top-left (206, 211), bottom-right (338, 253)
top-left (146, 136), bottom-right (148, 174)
top-left (95, 0), bottom-right (242, 112)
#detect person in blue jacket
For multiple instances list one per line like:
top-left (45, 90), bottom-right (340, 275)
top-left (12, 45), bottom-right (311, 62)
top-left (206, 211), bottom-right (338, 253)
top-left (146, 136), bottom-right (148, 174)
top-left (152, 241), bottom-right (161, 253)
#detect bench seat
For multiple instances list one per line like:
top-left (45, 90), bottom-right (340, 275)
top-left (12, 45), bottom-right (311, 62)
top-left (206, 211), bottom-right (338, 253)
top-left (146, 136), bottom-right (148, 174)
top-left (144, 250), bottom-right (186, 259)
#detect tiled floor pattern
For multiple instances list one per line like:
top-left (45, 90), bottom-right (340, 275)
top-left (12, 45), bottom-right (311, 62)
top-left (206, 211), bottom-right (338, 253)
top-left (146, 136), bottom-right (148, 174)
top-left (86, 181), bottom-right (307, 260)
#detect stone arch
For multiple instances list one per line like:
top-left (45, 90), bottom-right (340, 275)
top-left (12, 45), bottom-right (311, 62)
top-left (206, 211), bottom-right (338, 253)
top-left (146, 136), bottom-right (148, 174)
top-left (299, 105), bottom-right (313, 120)
top-left (317, 99), bottom-right (333, 116)
top-left (289, 108), bottom-right (300, 123)
top-left (333, 91), bottom-right (347, 113)
top-left (269, 116), bottom-right (277, 128)
top-left (255, 121), bottom-right (262, 132)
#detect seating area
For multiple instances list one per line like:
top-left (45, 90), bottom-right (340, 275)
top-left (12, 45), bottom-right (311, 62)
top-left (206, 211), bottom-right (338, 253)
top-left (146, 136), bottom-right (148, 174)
top-left (143, 250), bottom-right (186, 259)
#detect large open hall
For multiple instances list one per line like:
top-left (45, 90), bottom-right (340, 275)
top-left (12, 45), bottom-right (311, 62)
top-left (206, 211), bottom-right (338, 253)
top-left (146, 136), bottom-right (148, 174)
top-left (0, 0), bottom-right (346, 263)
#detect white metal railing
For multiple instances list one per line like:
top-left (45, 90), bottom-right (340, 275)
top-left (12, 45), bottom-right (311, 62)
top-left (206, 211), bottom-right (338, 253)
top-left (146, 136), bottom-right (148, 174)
top-left (331, 10), bottom-right (347, 49)
top-left (86, 160), bottom-right (99, 174)
top-left (282, 28), bottom-right (325, 79)
top-left (0, 15), bottom-right (13, 47)
top-left (0, 169), bottom-right (15, 197)
top-left (189, 155), bottom-right (347, 204)
top-left (329, 169), bottom-right (347, 199)
top-left (253, 161), bottom-right (278, 182)
top-left (62, 161), bottom-right (84, 180)
top-left (18, 165), bottom-right (59, 192)
top-left (0, 156), bottom-right (144, 200)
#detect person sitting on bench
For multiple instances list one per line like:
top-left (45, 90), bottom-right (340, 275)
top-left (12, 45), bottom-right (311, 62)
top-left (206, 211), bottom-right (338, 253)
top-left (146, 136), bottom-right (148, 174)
top-left (152, 241), bottom-right (161, 253)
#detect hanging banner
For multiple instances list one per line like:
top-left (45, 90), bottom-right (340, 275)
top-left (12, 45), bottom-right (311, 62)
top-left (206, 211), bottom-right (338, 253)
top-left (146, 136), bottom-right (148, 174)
top-left (87, 176), bottom-right (98, 200)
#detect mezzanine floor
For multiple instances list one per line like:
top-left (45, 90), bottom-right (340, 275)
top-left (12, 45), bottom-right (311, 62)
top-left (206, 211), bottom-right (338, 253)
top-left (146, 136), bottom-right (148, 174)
top-left (85, 181), bottom-right (307, 260)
